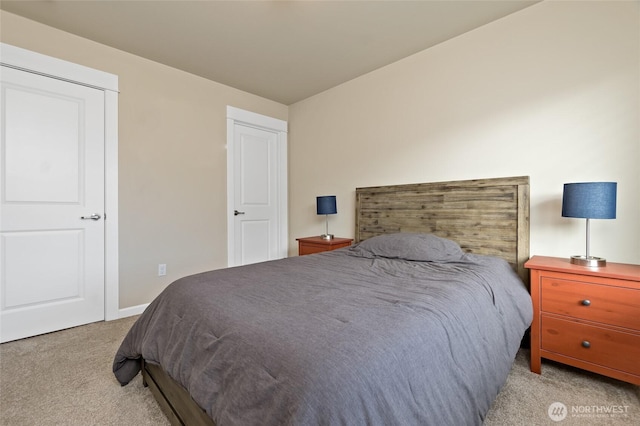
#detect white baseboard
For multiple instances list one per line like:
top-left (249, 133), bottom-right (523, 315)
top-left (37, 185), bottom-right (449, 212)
top-left (117, 303), bottom-right (149, 319)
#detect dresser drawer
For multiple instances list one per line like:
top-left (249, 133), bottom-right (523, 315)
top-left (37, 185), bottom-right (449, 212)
top-left (541, 277), bottom-right (640, 330)
top-left (541, 315), bottom-right (640, 376)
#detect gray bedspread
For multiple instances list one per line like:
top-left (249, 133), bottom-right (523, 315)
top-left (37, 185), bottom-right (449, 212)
top-left (113, 239), bottom-right (532, 426)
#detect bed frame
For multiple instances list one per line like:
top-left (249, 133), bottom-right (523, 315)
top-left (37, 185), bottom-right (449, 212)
top-left (142, 175), bottom-right (530, 426)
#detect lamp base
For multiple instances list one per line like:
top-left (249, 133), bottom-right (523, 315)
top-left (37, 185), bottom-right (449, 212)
top-left (321, 234), bottom-right (334, 240)
top-left (570, 255), bottom-right (607, 267)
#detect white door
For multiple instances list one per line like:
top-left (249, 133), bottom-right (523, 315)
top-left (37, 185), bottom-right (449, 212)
top-left (227, 107), bottom-right (287, 267)
top-left (0, 66), bottom-right (105, 343)
top-left (233, 124), bottom-right (279, 265)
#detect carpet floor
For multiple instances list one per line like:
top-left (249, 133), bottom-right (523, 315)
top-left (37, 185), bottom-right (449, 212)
top-left (1, 316), bottom-right (638, 425)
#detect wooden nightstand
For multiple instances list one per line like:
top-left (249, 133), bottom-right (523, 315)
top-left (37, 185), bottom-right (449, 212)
top-left (526, 256), bottom-right (640, 385)
top-left (296, 236), bottom-right (353, 256)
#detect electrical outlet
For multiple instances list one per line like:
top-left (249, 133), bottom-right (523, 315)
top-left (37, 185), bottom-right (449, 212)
top-left (158, 263), bottom-right (167, 276)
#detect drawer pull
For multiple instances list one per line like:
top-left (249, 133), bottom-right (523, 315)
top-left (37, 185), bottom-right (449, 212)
top-left (581, 299), bottom-right (591, 306)
top-left (581, 340), bottom-right (591, 349)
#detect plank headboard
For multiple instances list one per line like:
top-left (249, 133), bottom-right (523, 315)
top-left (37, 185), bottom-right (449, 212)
top-left (355, 176), bottom-right (530, 286)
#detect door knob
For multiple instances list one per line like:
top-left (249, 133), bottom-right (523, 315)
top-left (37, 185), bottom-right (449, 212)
top-left (81, 213), bottom-right (102, 220)
top-left (234, 210), bottom-right (245, 216)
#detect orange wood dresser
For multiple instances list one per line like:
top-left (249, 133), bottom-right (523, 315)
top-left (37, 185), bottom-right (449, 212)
top-left (526, 256), bottom-right (640, 385)
top-left (296, 236), bottom-right (353, 256)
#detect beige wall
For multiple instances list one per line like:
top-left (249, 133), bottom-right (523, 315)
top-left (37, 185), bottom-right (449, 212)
top-left (0, 11), bottom-right (288, 309)
top-left (289, 0), bottom-right (639, 264)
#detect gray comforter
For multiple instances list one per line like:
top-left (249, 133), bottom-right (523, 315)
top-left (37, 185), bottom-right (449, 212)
top-left (114, 234), bottom-right (532, 426)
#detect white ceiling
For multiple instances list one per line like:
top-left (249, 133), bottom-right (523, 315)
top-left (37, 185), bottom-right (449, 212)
top-left (0, 1), bottom-right (539, 105)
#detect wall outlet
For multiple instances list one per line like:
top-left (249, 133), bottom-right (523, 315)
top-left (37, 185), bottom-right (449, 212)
top-left (158, 263), bottom-right (167, 276)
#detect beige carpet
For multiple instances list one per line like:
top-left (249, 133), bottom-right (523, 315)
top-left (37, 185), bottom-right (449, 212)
top-left (1, 316), bottom-right (638, 425)
top-left (0, 316), bottom-right (168, 426)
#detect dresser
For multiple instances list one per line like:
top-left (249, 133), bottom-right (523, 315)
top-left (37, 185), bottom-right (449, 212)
top-left (296, 236), bottom-right (353, 256)
top-left (526, 256), bottom-right (640, 385)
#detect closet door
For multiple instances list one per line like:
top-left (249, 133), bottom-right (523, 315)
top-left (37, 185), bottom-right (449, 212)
top-left (1, 66), bottom-right (105, 342)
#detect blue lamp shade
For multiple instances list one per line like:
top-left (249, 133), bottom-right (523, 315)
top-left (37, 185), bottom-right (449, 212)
top-left (316, 196), bottom-right (337, 215)
top-left (562, 182), bottom-right (617, 219)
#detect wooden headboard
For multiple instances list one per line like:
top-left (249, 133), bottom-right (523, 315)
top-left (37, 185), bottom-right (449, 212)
top-left (355, 176), bottom-right (530, 286)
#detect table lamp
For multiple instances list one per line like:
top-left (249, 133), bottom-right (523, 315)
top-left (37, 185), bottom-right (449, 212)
top-left (562, 182), bottom-right (617, 267)
top-left (316, 195), bottom-right (337, 240)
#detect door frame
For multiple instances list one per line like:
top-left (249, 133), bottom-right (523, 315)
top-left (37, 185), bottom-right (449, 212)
top-left (1, 43), bottom-right (120, 321)
top-left (226, 106), bottom-right (287, 267)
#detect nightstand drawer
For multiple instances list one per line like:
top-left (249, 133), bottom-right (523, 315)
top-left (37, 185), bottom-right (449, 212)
top-left (297, 237), bottom-right (353, 256)
top-left (541, 277), bottom-right (640, 330)
top-left (541, 315), bottom-right (640, 376)
top-left (299, 243), bottom-right (331, 255)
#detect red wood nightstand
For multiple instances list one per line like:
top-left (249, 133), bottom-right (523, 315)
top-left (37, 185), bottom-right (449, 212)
top-left (526, 255), bottom-right (640, 385)
top-left (296, 236), bottom-right (353, 256)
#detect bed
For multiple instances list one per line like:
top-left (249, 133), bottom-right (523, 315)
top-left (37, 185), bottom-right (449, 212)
top-left (113, 176), bottom-right (532, 426)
